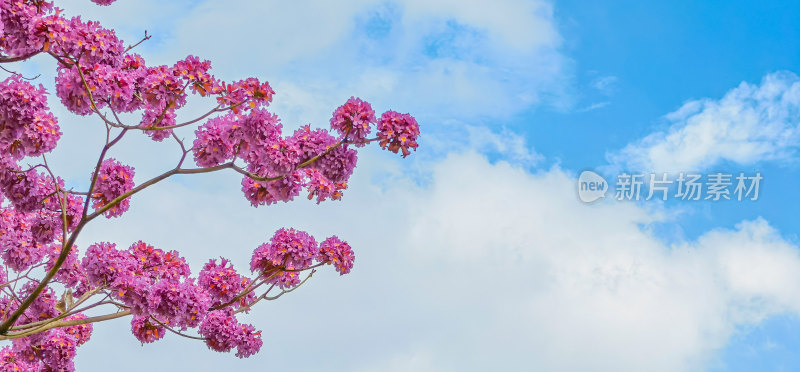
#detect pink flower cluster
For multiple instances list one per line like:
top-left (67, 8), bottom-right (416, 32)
top-left (3, 0), bottom-right (280, 146)
top-left (217, 78), bottom-right (275, 113)
top-left (250, 228), bottom-right (355, 287)
top-left (191, 94), bottom-right (418, 208)
top-left (0, 228), bottom-right (352, 365)
top-left (377, 110), bottom-right (420, 157)
top-left (198, 310), bottom-right (262, 358)
top-left (198, 258), bottom-right (254, 309)
top-left (0, 345), bottom-right (36, 371)
top-left (0, 227), bottom-right (350, 363)
top-left (90, 158), bottom-right (135, 218)
top-left (330, 96), bottom-right (376, 145)
top-left (131, 315), bottom-right (165, 344)
top-left (8, 319), bottom-right (93, 370)
top-left (0, 0), bottom-right (56, 59)
top-left (193, 108), bottom-right (364, 207)
top-left (0, 208), bottom-right (46, 272)
top-left (46, 242), bottom-right (86, 288)
top-left (148, 279), bottom-right (210, 329)
top-left (0, 76), bottom-right (61, 160)
top-left (1, 168), bottom-right (50, 213)
top-left (192, 113), bottom-right (244, 168)
top-left (318, 236), bottom-right (355, 275)
top-left (303, 168), bottom-right (347, 203)
top-left (2, 0), bottom-right (419, 213)
top-left (251, 228), bottom-right (318, 288)
top-left (81, 241), bottom-right (193, 316)
top-left (0, 176), bottom-right (83, 272)
top-left (2, 310), bottom-right (94, 371)
top-left (129, 240), bottom-right (191, 281)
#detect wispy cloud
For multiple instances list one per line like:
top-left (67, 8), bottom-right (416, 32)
top-left (608, 71), bottom-right (800, 172)
top-left (590, 75), bottom-right (618, 95)
top-left (145, 0), bottom-right (573, 125)
top-left (578, 101), bottom-right (611, 112)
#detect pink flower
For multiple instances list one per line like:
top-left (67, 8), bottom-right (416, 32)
top-left (198, 310), bottom-right (240, 353)
top-left (19, 281), bottom-right (58, 322)
top-left (129, 241), bottom-right (191, 281)
top-left (41, 16), bottom-right (124, 66)
top-left (0, 208), bottom-right (46, 272)
top-left (330, 97), bottom-right (376, 145)
top-left (314, 145), bottom-right (357, 183)
top-left (82, 242), bottom-right (136, 287)
top-left (303, 168), bottom-right (346, 203)
top-left (0, 76), bottom-right (61, 159)
top-left (318, 236), bottom-right (355, 275)
top-left (140, 106), bottom-right (177, 141)
top-left (192, 114), bottom-right (239, 167)
top-left (377, 110), bottom-right (420, 157)
top-left (36, 329), bottom-right (78, 371)
top-left (240, 109), bottom-right (282, 149)
top-left (147, 279), bottom-right (210, 329)
top-left (32, 189), bottom-right (84, 243)
top-left (235, 323), bottom-right (263, 358)
top-left (289, 125), bottom-right (337, 163)
top-left (0, 169), bottom-right (50, 213)
top-left (90, 158), bottom-right (135, 218)
top-left (238, 109), bottom-right (290, 173)
top-left (0, 346), bottom-right (37, 371)
top-left (251, 228), bottom-right (317, 288)
top-left (198, 310), bottom-right (262, 358)
top-left (173, 55), bottom-right (219, 97)
top-left (240, 171), bottom-right (303, 207)
top-left (198, 258), bottom-right (253, 308)
top-left (131, 315), bottom-right (165, 344)
top-left (55, 65), bottom-right (95, 116)
top-left (0, 0), bottom-right (53, 59)
top-left (46, 242), bottom-right (86, 288)
top-left (141, 65), bottom-right (187, 110)
top-left (63, 314), bottom-right (93, 346)
top-left (247, 138), bottom-right (302, 177)
top-left (217, 78), bottom-right (274, 113)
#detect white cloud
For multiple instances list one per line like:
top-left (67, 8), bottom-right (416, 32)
top-left (399, 0), bottom-right (561, 51)
top-left (142, 0), bottom-right (572, 124)
top-left (57, 150), bottom-right (800, 372)
top-left (608, 71), bottom-right (800, 172)
top-left (395, 153), bottom-right (800, 372)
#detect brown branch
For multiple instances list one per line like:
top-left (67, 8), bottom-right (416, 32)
top-left (150, 316), bottom-right (206, 341)
top-left (31, 311), bottom-right (128, 338)
top-left (41, 155), bottom-right (69, 248)
top-left (0, 310), bottom-right (130, 340)
top-left (124, 31), bottom-right (151, 53)
top-left (210, 271), bottom-right (280, 311)
top-left (0, 65), bottom-right (40, 80)
top-left (0, 50), bottom-right (42, 63)
top-left (0, 128), bottom-right (127, 334)
top-left (263, 269), bottom-right (316, 301)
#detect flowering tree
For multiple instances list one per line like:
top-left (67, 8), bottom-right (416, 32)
top-left (0, 0), bottom-right (420, 369)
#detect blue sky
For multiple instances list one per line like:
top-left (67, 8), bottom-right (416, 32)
top-left (6, 0), bottom-right (800, 371)
top-left (532, 0), bottom-right (800, 242)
